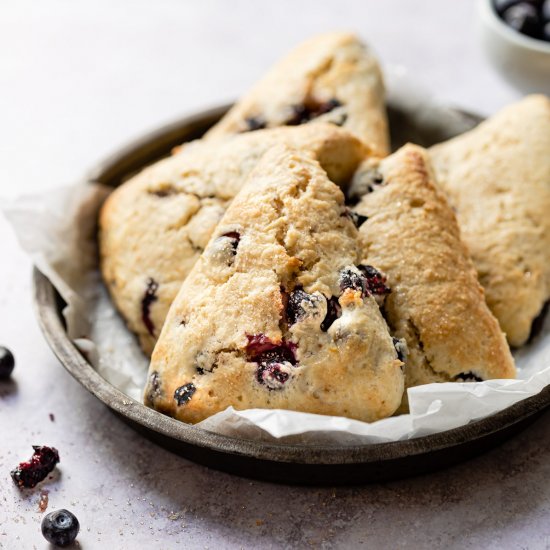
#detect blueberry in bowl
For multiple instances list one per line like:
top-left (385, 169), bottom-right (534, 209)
top-left (478, 0), bottom-right (550, 94)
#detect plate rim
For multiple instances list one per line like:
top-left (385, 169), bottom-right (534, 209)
top-left (32, 103), bottom-right (550, 468)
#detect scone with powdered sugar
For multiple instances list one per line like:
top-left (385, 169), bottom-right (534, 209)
top-left (205, 31), bottom-right (390, 155)
top-left (99, 124), bottom-right (368, 355)
top-left (351, 144), bottom-right (515, 407)
top-left (144, 146), bottom-right (404, 423)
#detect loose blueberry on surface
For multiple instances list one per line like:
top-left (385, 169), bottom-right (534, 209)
top-left (11, 446), bottom-right (60, 489)
top-left (455, 372), bottom-right (484, 382)
top-left (320, 296), bottom-right (342, 332)
top-left (501, 2), bottom-right (541, 37)
top-left (141, 278), bottom-right (159, 336)
top-left (0, 346), bottom-right (15, 379)
top-left (358, 265), bottom-right (391, 296)
top-left (174, 383), bottom-right (196, 406)
top-left (41, 509), bottom-right (80, 547)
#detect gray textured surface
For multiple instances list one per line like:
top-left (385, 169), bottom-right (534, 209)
top-left (1, 1), bottom-right (548, 548)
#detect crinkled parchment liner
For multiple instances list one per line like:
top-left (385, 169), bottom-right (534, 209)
top-left (5, 72), bottom-right (549, 446)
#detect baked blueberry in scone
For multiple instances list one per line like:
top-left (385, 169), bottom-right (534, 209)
top-left (352, 144), bottom-right (516, 408)
top-left (204, 32), bottom-right (390, 155)
top-left (99, 124), bottom-right (369, 355)
top-left (144, 146), bottom-right (404, 423)
top-left (430, 95), bottom-right (550, 347)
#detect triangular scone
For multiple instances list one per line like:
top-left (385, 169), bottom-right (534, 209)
top-left (205, 32), bottom-right (389, 155)
top-left (352, 145), bottom-right (515, 407)
top-left (430, 95), bottom-right (550, 347)
top-left (145, 146), bottom-right (404, 424)
top-left (99, 124), bottom-right (368, 355)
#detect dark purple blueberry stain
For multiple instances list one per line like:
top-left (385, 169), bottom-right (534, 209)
top-left (455, 372), bottom-right (484, 382)
top-left (339, 268), bottom-right (367, 295)
top-left (393, 337), bottom-right (407, 363)
top-left (11, 446), bottom-right (60, 489)
top-left (149, 185), bottom-right (178, 198)
top-left (286, 98), bottom-right (342, 125)
top-left (246, 334), bottom-right (297, 390)
top-left (286, 288), bottom-right (313, 326)
top-left (141, 278), bottom-right (159, 336)
top-left (146, 371), bottom-right (162, 404)
top-left (219, 231), bottom-right (241, 254)
top-left (343, 208), bottom-right (368, 229)
top-left (320, 296), bottom-right (342, 332)
top-left (358, 265), bottom-right (391, 296)
top-left (174, 383), bottom-right (196, 406)
top-left (244, 116), bottom-right (267, 132)
top-left (257, 363), bottom-right (290, 390)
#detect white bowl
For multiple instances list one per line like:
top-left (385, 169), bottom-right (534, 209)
top-left (477, 0), bottom-right (550, 94)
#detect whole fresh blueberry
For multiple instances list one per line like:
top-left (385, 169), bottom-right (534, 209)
top-left (41, 509), bottom-right (80, 547)
top-left (543, 0), bottom-right (550, 21)
top-left (0, 346), bottom-right (14, 379)
top-left (543, 21), bottom-right (550, 39)
top-left (502, 2), bottom-right (541, 37)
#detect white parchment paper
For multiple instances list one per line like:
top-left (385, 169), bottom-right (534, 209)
top-left (4, 84), bottom-right (549, 446)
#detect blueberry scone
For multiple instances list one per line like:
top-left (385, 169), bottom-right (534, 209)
top-left (430, 95), bottom-right (550, 347)
top-left (99, 124), bottom-right (369, 355)
top-left (351, 144), bottom-right (515, 406)
top-left (205, 32), bottom-right (389, 155)
top-left (144, 146), bottom-right (404, 423)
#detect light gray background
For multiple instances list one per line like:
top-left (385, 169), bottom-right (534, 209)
top-left (1, 1), bottom-right (548, 549)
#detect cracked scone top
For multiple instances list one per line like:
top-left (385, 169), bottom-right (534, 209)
top-left (430, 95), bottom-right (550, 347)
top-left (145, 146), bottom-right (404, 424)
top-left (352, 144), bottom-right (515, 407)
top-left (99, 124), bottom-right (368, 355)
top-left (205, 31), bottom-right (389, 155)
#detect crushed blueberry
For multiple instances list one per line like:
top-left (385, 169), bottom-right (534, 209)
top-left (246, 334), bottom-right (297, 390)
top-left (343, 209), bottom-right (368, 229)
top-left (0, 346), bottom-right (15, 379)
top-left (393, 337), bottom-right (407, 363)
top-left (320, 296), bottom-right (342, 332)
top-left (339, 267), bottom-right (366, 294)
top-left (11, 446), bottom-right (60, 489)
top-left (455, 372), bottom-right (484, 382)
top-left (220, 231), bottom-right (241, 254)
top-left (287, 98), bottom-right (342, 125)
top-left (358, 265), bottom-right (391, 296)
top-left (257, 362), bottom-right (291, 390)
top-left (286, 288), bottom-right (312, 325)
top-left (146, 371), bottom-right (162, 404)
top-left (41, 509), bottom-right (80, 547)
top-left (244, 116), bottom-right (267, 131)
top-left (174, 383), bottom-right (196, 406)
top-left (141, 278), bottom-right (159, 336)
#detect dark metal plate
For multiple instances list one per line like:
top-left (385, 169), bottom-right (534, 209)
top-left (32, 102), bottom-right (550, 485)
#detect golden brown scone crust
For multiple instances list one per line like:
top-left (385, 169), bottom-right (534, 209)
top-left (430, 95), bottom-right (550, 347)
top-left (99, 124), bottom-right (369, 355)
top-left (145, 146), bottom-right (403, 424)
top-left (205, 32), bottom-right (389, 155)
top-left (353, 144), bottom-right (515, 407)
